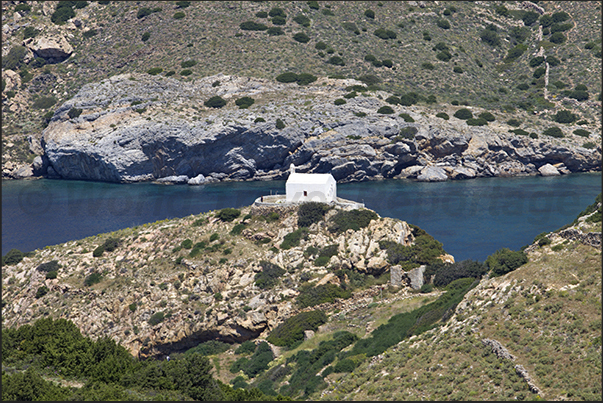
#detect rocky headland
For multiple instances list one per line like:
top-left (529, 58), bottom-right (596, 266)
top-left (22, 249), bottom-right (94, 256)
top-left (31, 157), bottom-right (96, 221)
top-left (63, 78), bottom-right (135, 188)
top-left (1, 202), bottom-right (443, 360)
top-left (34, 73), bottom-right (600, 184)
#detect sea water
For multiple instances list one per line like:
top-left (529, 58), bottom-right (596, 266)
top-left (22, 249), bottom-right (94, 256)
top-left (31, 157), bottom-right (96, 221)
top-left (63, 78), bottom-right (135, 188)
top-left (2, 173), bottom-right (600, 262)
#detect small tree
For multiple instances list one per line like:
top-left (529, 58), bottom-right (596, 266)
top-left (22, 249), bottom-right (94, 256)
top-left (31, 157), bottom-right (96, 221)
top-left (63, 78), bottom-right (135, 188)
top-left (235, 96), bottom-right (255, 109)
top-left (292, 32), bottom-right (310, 43)
top-left (276, 118), bottom-right (286, 129)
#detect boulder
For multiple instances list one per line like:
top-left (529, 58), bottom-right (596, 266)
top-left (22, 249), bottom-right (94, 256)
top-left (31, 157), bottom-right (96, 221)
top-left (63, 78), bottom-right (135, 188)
top-left (23, 35), bottom-right (73, 63)
top-left (390, 265), bottom-right (404, 287)
top-left (187, 174), bottom-right (206, 185)
top-left (538, 163), bottom-right (560, 176)
top-left (156, 175), bottom-right (189, 184)
top-left (417, 166), bottom-right (448, 182)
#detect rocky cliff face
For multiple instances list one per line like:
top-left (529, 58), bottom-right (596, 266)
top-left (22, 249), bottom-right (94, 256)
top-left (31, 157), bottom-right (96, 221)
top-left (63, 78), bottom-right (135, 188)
top-left (1, 203), bottom-right (430, 359)
top-left (40, 73), bottom-right (601, 184)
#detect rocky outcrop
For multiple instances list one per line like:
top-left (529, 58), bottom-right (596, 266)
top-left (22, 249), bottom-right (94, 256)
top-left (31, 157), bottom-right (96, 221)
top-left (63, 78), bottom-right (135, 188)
top-left (23, 35), bottom-right (73, 63)
top-left (1, 203), bottom-right (433, 359)
top-left (39, 73), bottom-right (601, 184)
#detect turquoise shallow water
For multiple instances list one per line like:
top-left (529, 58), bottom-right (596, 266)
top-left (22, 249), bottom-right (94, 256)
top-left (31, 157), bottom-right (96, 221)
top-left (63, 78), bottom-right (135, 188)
top-left (2, 173), bottom-right (601, 262)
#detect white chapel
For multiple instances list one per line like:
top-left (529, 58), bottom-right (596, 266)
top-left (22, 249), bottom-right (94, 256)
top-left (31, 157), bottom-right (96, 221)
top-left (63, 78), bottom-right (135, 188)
top-left (285, 164), bottom-right (337, 203)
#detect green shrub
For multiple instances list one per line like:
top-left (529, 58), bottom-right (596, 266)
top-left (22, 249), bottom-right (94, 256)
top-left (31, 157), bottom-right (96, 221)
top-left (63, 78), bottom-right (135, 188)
top-left (509, 129), bottom-right (529, 136)
top-left (364, 9), bottom-right (375, 19)
top-left (173, 11), bottom-right (185, 19)
top-left (276, 118), bottom-right (286, 129)
top-left (235, 96), bottom-right (254, 109)
top-left (145, 67), bottom-right (163, 76)
top-left (355, 111), bottom-right (367, 117)
top-left (181, 60), bottom-right (197, 68)
top-left (209, 233), bottom-right (219, 243)
top-left (553, 110), bottom-right (576, 124)
top-left (141, 32), bottom-right (151, 42)
top-left (504, 44), bottom-right (527, 61)
top-left (148, 311), bottom-right (165, 326)
top-left (35, 286), bottom-right (49, 299)
top-left (2, 46), bottom-right (27, 70)
top-left (267, 27), bottom-right (284, 36)
top-left (333, 358), bottom-right (356, 373)
top-left (36, 260), bottom-right (60, 273)
top-left (479, 111), bottom-right (495, 121)
top-left (254, 117), bottom-right (266, 123)
top-left (507, 118), bottom-right (521, 127)
top-left (281, 228), bottom-right (308, 249)
top-left (436, 112), bottom-right (449, 120)
top-left (385, 95), bottom-right (400, 105)
top-left (296, 73), bottom-right (317, 85)
top-left (522, 10), bottom-right (539, 26)
top-left (453, 66), bottom-right (463, 73)
top-left (22, 26), bottom-right (39, 39)
top-left (82, 29), bottom-right (97, 38)
top-left (436, 50), bottom-right (452, 62)
top-left (267, 310), bottom-right (327, 347)
top-left (185, 340), bottom-right (230, 356)
top-left (436, 19), bottom-right (450, 29)
top-left (453, 108), bottom-right (473, 120)
top-left (334, 98), bottom-right (346, 105)
top-left (374, 28), bottom-right (397, 40)
top-left (399, 113), bottom-right (415, 122)
top-left (230, 223), bottom-right (246, 235)
top-left (308, 1), bottom-right (319, 10)
top-left (573, 129), bottom-right (590, 137)
top-left (549, 32), bottom-right (565, 44)
top-left (425, 259), bottom-right (487, 287)
top-left (377, 106), bottom-right (394, 114)
top-left (480, 27), bottom-right (500, 47)
top-left (255, 261), bottom-right (286, 289)
top-left (542, 127), bottom-right (564, 138)
top-left (293, 14), bottom-right (311, 27)
top-left (298, 202), bottom-right (330, 228)
top-left (45, 270), bottom-right (58, 280)
top-left (181, 239), bottom-right (193, 249)
top-left (297, 283), bottom-right (352, 308)
top-left (31, 96), bottom-right (57, 110)
top-left (256, 11), bottom-right (268, 18)
top-left (272, 17), bottom-right (287, 25)
top-left (92, 245), bottom-right (104, 257)
top-left (240, 21), bottom-right (268, 31)
top-left (486, 248), bottom-right (527, 277)
top-left (129, 303), bottom-right (137, 312)
top-left (15, 3), bottom-right (32, 12)
top-left (176, 1), bottom-right (191, 8)
top-left (276, 72), bottom-right (298, 83)
top-left (204, 96), bottom-right (227, 108)
top-left (398, 126), bottom-right (418, 139)
top-left (466, 117), bottom-right (488, 126)
top-left (137, 7), bottom-right (153, 19)
top-left (582, 142), bottom-right (596, 149)
top-left (84, 272), bottom-right (102, 286)
top-left (327, 56), bottom-right (344, 66)
top-left (530, 132), bottom-right (538, 139)
top-left (328, 209), bottom-right (378, 234)
top-left (236, 341), bottom-right (257, 355)
top-left (420, 283), bottom-right (434, 293)
top-left (164, 70), bottom-right (175, 77)
top-left (422, 62), bottom-right (435, 70)
top-left (51, 3), bottom-right (76, 24)
top-left (293, 32), bottom-right (310, 43)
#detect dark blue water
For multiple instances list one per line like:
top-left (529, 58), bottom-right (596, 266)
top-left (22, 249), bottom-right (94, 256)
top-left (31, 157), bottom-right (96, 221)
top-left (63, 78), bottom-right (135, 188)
top-left (2, 173), bottom-right (601, 262)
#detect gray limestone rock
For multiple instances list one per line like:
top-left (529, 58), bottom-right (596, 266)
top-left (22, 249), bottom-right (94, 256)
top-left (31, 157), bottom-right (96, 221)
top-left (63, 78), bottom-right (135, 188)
top-left (188, 174), bottom-right (206, 185)
top-left (417, 166), bottom-right (448, 182)
top-left (405, 265), bottom-right (426, 290)
top-left (538, 163), bottom-right (560, 176)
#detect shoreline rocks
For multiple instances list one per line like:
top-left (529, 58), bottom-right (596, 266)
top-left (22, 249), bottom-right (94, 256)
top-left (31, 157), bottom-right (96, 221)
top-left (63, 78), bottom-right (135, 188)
top-left (34, 73), bottom-right (601, 185)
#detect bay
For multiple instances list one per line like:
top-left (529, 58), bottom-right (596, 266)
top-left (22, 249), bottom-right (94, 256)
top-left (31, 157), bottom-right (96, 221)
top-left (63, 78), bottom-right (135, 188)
top-left (2, 173), bottom-right (600, 262)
